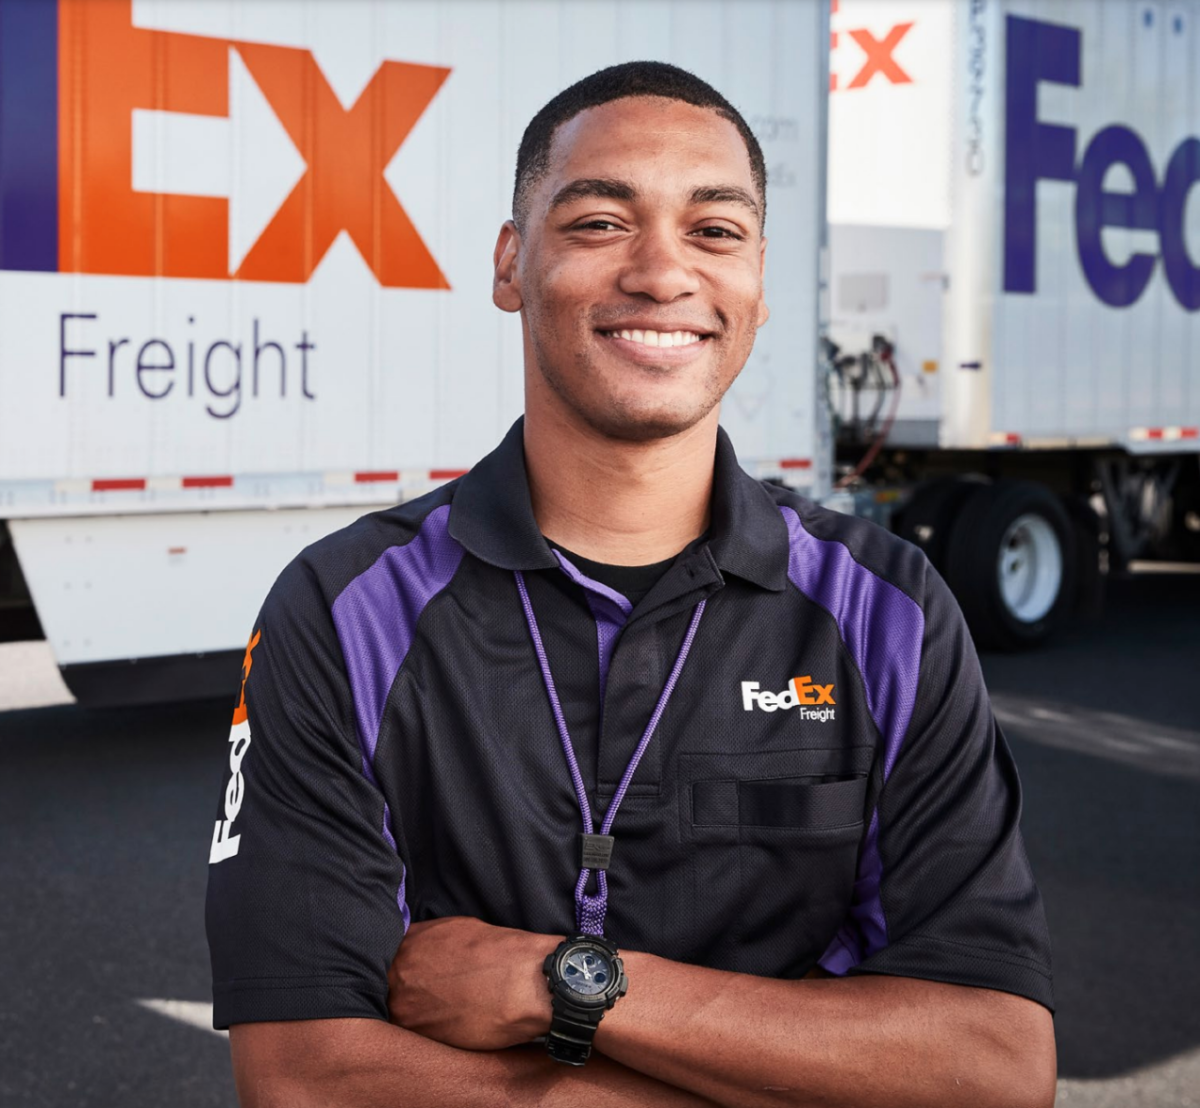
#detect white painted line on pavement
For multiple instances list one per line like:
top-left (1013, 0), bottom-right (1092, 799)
top-left (0, 641), bottom-right (75, 712)
top-left (136, 998), bottom-right (228, 1039)
top-left (992, 694), bottom-right (1200, 783)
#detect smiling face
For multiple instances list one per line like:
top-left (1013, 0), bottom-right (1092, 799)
top-left (493, 96), bottom-right (769, 443)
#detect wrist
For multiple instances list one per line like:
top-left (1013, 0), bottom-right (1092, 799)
top-left (514, 937), bottom-right (558, 1040)
top-left (590, 949), bottom-right (650, 1051)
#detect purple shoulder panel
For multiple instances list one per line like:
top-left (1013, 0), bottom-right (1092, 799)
top-left (777, 506), bottom-right (924, 972)
top-left (330, 503), bottom-right (464, 930)
top-left (332, 503), bottom-right (464, 765)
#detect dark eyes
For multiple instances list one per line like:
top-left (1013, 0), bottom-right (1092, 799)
top-left (693, 226), bottom-right (744, 240)
top-left (571, 220), bottom-right (744, 241)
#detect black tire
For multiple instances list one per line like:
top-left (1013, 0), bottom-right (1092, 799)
top-left (1168, 471), bottom-right (1200, 562)
top-left (944, 480), bottom-right (1077, 651)
top-left (893, 477), bottom-right (982, 572)
top-left (1064, 495), bottom-right (1105, 622)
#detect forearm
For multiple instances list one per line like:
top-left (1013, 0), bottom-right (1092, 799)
top-left (231, 1018), bottom-right (720, 1108)
top-left (593, 954), bottom-right (1056, 1108)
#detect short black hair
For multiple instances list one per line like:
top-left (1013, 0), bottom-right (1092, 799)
top-left (513, 61), bottom-right (766, 231)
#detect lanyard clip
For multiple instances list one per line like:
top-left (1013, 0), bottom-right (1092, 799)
top-left (578, 833), bottom-right (615, 871)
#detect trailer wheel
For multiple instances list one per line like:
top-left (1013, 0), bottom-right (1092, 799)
top-left (894, 477), bottom-right (983, 571)
top-left (944, 480), bottom-right (1077, 650)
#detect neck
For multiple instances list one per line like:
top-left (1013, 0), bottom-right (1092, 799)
top-left (524, 408), bottom-right (718, 566)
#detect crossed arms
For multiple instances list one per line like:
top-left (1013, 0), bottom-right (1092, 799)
top-left (230, 915), bottom-right (1056, 1108)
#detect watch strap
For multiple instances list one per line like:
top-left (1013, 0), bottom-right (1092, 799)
top-left (546, 994), bottom-right (605, 1065)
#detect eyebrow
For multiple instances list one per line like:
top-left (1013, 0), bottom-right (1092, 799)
top-left (548, 178), bottom-right (761, 221)
top-left (549, 178), bottom-right (636, 210)
top-left (689, 185), bottom-right (760, 219)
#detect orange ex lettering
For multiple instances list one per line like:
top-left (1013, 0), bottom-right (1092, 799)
top-left (37, 1), bottom-right (449, 287)
top-left (792, 675), bottom-right (837, 706)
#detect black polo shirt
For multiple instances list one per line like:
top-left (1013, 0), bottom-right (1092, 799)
top-left (205, 418), bottom-right (1053, 1029)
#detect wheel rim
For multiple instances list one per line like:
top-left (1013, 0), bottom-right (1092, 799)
top-left (996, 512), bottom-right (1063, 624)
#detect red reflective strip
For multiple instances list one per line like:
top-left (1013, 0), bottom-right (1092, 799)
top-left (429, 468), bottom-right (468, 480)
top-left (1006, 433), bottom-right (1021, 445)
top-left (167, 547), bottom-right (187, 556)
top-left (1147, 428), bottom-right (1165, 440)
top-left (780, 458), bottom-right (812, 469)
top-left (92, 478), bottom-right (145, 492)
top-left (1182, 428), bottom-right (1199, 440)
top-left (182, 475), bottom-right (233, 488)
top-left (354, 470), bottom-right (400, 483)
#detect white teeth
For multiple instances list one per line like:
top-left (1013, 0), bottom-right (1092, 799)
top-left (608, 329), bottom-right (703, 347)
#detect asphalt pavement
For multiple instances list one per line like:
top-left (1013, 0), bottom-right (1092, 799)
top-left (0, 570), bottom-right (1197, 1107)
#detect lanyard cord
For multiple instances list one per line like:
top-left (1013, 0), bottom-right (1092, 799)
top-left (514, 570), bottom-right (706, 936)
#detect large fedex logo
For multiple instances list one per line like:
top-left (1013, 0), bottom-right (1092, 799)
top-left (1005, 14), bottom-right (1200, 310)
top-left (0, 0), bottom-right (450, 288)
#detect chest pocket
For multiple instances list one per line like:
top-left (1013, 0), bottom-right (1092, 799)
top-left (677, 746), bottom-right (874, 978)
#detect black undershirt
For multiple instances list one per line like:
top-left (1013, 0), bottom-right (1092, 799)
top-left (547, 541), bottom-right (678, 607)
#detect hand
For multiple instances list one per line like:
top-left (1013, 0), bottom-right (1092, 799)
top-left (387, 915), bottom-right (560, 1051)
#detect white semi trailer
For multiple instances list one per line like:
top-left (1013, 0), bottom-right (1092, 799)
top-left (0, 0), bottom-right (830, 706)
top-left (828, 0), bottom-right (1200, 648)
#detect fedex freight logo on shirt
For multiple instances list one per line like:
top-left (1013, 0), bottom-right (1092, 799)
top-left (741, 678), bottom-right (837, 721)
top-left (0, 0), bottom-right (450, 288)
top-left (210, 629), bottom-right (261, 865)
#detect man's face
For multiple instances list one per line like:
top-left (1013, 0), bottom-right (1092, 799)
top-left (494, 96), bottom-right (769, 442)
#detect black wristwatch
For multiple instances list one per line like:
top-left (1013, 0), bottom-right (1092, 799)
top-left (542, 933), bottom-right (628, 1065)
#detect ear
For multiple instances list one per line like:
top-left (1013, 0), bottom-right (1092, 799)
top-left (756, 236), bottom-right (770, 327)
top-left (493, 221), bottom-right (523, 313)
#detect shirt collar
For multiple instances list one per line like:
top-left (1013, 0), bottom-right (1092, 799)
top-left (448, 416), bottom-right (789, 591)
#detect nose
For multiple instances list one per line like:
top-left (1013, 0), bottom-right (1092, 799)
top-left (617, 223), bottom-right (701, 302)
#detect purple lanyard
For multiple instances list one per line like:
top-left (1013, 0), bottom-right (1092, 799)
top-left (513, 570), bottom-right (706, 937)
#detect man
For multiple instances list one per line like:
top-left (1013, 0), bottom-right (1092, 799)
top-left (206, 62), bottom-right (1056, 1107)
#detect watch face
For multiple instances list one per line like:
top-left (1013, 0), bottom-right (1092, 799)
top-left (561, 946), bottom-right (613, 997)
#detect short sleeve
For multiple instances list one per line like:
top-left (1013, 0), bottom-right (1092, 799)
top-left (822, 564), bottom-right (1054, 1011)
top-left (204, 555), bottom-right (407, 1029)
